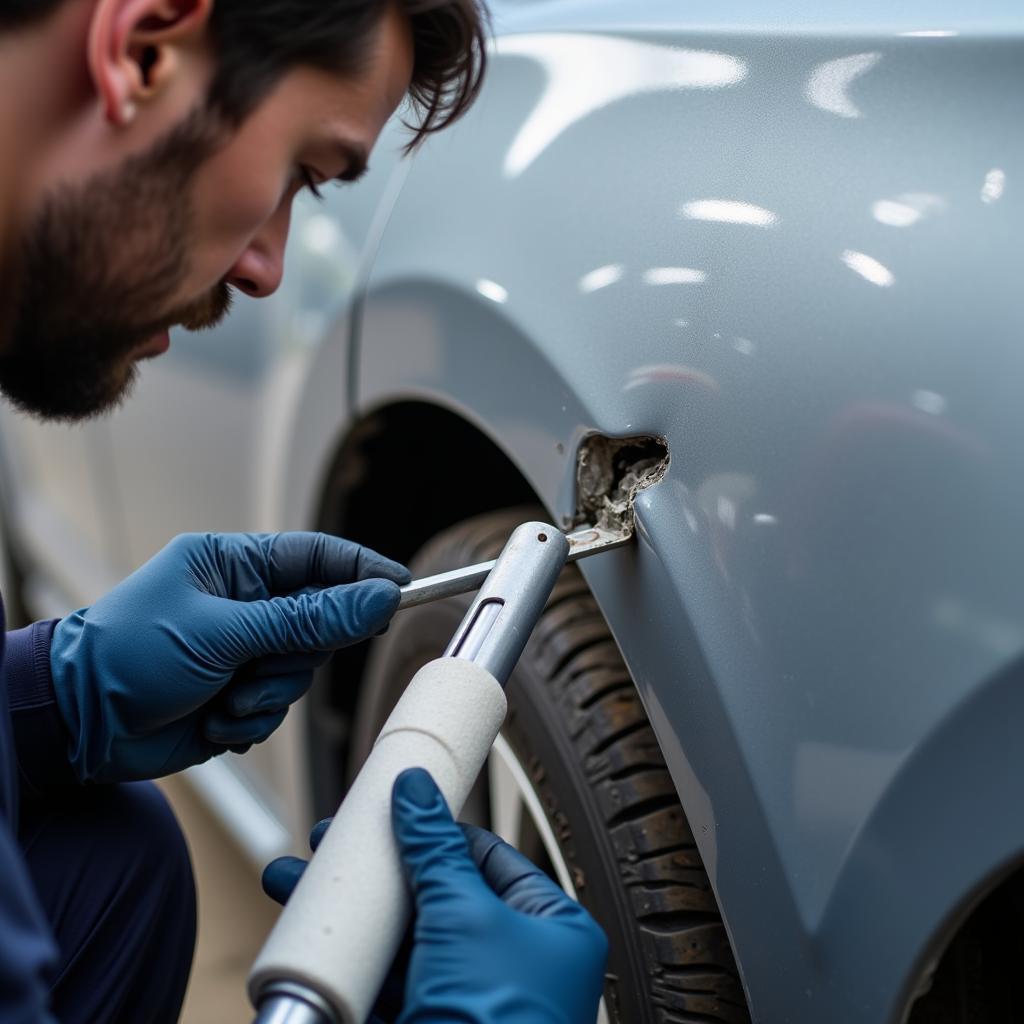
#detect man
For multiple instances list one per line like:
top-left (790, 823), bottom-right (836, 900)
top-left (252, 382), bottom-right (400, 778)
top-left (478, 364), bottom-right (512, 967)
top-left (0, 2), bottom-right (607, 1021)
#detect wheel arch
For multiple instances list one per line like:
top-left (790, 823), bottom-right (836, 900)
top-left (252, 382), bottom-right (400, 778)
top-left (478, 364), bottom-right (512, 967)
top-left (305, 398), bottom-right (539, 813)
top-left (819, 653), bottom-right (1024, 1022)
top-left (901, 857), bottom-right (1024, 1023)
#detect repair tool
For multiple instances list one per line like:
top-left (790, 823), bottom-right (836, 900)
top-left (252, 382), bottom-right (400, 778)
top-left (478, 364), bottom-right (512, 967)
top-left (248, 520), bottom-right (633, 1024)
top-left (395, 522), bottom-right (632, 610)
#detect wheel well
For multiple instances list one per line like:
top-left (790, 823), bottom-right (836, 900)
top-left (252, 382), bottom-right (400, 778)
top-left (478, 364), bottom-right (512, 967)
top-left (907, 861), bottom-right (1024, 1022)
top-left (306, 401), bottom-right (538, 813)
top-left (317, 401), bottom-right (539, 565)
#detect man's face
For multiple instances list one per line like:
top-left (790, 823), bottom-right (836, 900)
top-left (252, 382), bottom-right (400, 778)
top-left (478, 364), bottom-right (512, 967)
top-left (0, 4), bottom-right (414, 421)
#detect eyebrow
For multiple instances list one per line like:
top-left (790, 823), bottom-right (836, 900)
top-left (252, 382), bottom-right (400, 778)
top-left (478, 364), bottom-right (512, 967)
top-left (334, 140), bottom-right (370, 183)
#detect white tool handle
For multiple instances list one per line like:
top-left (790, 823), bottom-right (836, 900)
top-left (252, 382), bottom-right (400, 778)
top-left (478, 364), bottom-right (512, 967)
top-left (249, 658), bottom-right (508, 1023)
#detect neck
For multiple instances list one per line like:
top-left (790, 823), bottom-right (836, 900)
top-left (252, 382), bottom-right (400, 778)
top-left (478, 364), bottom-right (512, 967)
top-left (0, 8), bottom-right (85, 349)
top-left (0, 48), bottom-right (35, 252)
top-left (0, 3), bottom-right (97, 253)
top-left (0, 33), bottom-right (46, 345)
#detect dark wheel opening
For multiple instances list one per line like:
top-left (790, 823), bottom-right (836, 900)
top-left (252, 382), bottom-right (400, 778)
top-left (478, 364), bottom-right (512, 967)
top-left (908, 870), bottom-right (1024, 1023)
top-left (344, 508), bottom-right (752, 1024)
top-left (305, 405), bottom-right (536, 817)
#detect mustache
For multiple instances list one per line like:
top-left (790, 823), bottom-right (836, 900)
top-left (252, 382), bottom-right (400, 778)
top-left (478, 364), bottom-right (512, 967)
top-left (167, 282), bottom-right (235, 333)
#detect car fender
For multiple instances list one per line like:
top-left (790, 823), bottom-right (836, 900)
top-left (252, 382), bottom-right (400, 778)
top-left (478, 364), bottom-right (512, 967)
top-left (355, 11), bottom-right (1024, 1022)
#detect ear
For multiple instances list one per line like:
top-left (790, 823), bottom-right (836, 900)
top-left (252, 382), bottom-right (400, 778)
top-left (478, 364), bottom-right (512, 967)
top-left (88, 0), bottom-right (213, 127)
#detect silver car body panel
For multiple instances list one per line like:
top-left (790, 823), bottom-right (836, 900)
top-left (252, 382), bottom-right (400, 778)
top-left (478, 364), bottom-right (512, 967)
top-left (357, 5), bottom-right (1024, 1020)
top-left (0, 3), bottom-right (1021, 1020)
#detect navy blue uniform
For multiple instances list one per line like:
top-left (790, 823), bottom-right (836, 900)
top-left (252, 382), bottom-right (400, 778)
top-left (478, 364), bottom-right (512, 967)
top-left (0, 606), bottom-right (196, 1022)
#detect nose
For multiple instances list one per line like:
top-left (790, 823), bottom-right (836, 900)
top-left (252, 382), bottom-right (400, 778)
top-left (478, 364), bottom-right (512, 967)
top-left (226, 199), bottom-right (293, 299)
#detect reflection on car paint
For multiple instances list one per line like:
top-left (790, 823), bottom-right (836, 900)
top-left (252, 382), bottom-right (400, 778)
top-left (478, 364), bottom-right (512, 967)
top-left (840, 249), bottom-right (895, 287)
top-left (498, 34), bottom-right (748, 177)
top-left (680, 199), bottom-right (780, 227)
top-left (804, 52), bottom-right (882, 118)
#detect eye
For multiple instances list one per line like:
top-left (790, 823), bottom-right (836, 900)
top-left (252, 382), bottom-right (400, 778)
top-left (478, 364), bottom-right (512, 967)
top-left (299, 166), bottom-right (326, 202)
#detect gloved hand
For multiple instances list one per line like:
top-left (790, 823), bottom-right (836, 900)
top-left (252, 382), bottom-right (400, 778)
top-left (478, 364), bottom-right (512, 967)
top-left (264, 818), bottom-right (414, 1021)
top-left (50, 532), bottom-right (410, 783)
top-left (262, 817), bottom-right (333, 904)
top-left (393, 768), bottom-right (608, 1023)
top-left (263, 769), bottom-right (608, 1024)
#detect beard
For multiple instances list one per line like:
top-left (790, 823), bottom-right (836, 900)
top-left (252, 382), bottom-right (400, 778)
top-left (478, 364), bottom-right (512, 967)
top-left (0, 106), bottom-right (234, 422)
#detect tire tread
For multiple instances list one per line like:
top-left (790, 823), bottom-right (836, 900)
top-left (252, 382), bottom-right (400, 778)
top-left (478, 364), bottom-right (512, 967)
top-left (398, 509), bottom-right (750, 1024)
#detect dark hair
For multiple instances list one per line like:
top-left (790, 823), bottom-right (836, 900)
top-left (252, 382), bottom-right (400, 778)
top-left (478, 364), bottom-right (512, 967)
top-left (1, 1), bottom-right (489, 150)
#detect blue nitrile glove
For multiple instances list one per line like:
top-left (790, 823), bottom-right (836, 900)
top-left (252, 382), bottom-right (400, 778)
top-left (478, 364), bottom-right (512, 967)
top-left (50, 532), bottom-right (410, 783)
top-left (262, 817), bottom-right (333, 903)
top-left (392, 768), bottom-right (608, 1023)
top-left (262, 769), bottom-right (608, 1024)
top-left (264, 817), bottom-right (412, 1022)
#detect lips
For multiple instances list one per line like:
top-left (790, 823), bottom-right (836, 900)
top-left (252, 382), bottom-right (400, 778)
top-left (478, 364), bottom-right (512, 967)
top-left (134, 329), bottom-right (171, 360)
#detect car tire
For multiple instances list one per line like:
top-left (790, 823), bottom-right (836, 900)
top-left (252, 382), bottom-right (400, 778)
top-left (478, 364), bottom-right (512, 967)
top-left (350, 508), bottom-right (751, 1024)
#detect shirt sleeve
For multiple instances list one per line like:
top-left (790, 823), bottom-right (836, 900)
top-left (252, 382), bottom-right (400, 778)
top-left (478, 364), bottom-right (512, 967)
top-left (4, 622), bottom-right (77, 797)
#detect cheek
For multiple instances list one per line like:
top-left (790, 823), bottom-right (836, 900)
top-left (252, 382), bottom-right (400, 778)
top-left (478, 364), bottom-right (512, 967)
top-left (185, 160), bottom-right (290, 287)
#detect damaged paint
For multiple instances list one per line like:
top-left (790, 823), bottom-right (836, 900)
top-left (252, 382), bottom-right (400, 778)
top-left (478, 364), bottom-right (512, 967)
top-left (575, 435), bottom-right (670, 534)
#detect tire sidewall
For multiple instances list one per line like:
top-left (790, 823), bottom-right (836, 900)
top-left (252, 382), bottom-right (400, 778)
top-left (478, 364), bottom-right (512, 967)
top-left (352, 570), bottom-right (654, 1022)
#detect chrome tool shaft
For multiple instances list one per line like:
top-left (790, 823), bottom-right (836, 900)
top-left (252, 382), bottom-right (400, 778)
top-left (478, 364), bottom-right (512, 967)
top-left (397, 524), bottom-right (631, 611)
